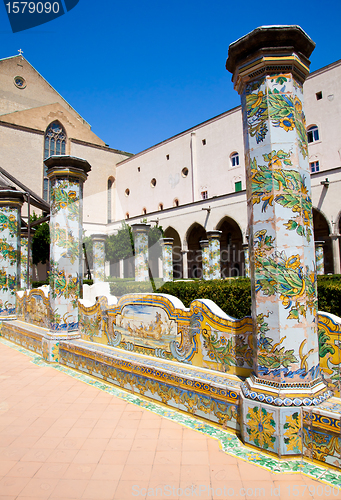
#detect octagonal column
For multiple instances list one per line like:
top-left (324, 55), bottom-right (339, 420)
top-left (46, 156), bottom-right (91, 333)
top-left (91, 234), bottom-right (107, 283)
top-left (207, 230), bottom-right (221, 279)
top-left (315, 241), bottom-right (325, 275)
top-left (132, 223), bottom-right (150, 282)
top-left (161, 237), bottom-right (174, 282)
top-left (227, 26), bottom-right (330, 455)
top-left (199, 239), bottom-right (210, 280)
top-left (0, 188), bottom-right (24, 317)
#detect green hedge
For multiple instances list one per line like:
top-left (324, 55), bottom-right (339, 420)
top-left (317, 275), bottom-right (341, 317)
top-left (157, 279), bottom-right (252, 319)
top-left (109, 278), bottom-right (164, 296)
top-left (157, 276), bottom-right (341, 319)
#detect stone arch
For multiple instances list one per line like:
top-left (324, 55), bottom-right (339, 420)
top-left (216, 216), bottom-right (244, 278)
top-left (313, 208), bottom-right (333, 274)
top-left (186, 222), bottom-right (206, 279)
top-left (164, 226), bottom-right (182, 279)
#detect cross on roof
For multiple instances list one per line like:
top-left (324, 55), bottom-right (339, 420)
top-left (18, 49), bottom-right (23, 55)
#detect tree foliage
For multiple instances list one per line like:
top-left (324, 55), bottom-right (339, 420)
top-left (105, 222), bottom-right (163, 263)
top-left (30, 213), bottom-right (50, 265)
top-left (105, 222), bottom-right (134, 263)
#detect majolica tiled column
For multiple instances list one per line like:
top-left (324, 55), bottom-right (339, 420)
top-left (91, 234), bottom-right (106, 283)
top-left (200, 239), bottom-right (210, 280)
top-left (132, 223), bottom-right (150, 282)
top-left (207, 230), bottom-right (221, 279)
top-left (227, 26), bottom-right (330, 456)
top-left (161, 238), bottom-right (174, 282)
top-left (44, 156), bottom-right (91, 361)
top-left (0, 188), bottom-right (24, 317)
top-left (243, 242), bottom-right (250, 278)
top-left (315, 241), bottom-right (325, 275)
top-left (20, 228), bottom-right (33, 289)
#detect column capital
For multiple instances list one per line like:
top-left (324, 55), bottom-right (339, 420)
top-left (0, 187), bottom-right (25, 207)
top-left (329, 233), bottom-right (341, 240)
top-left (131, 223), bottom-right (150, 234)
top-left (226, 25), bottom-right (315, 93)
top-left (45, 155), bottom-right (91, 182)
top-left (161, 237), bottom-right (174, 246)
top-left (91, 233), bottom-right (107, 243)
top-left (206, 230), bottom-right (222, 240)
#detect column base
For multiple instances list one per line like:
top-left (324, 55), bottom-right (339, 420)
top-left (42, 330), bottom-right (80, 363)
top-left (241, 391), bottom-right (304, 456)
top-left (242, 374), bottom-right (332, 407)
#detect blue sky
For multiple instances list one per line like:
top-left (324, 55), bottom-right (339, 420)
top-left (1, 0), bottom-right (340, 154)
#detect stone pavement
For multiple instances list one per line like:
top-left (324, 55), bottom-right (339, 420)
top-left (0, 339), bottom-right (340, 500)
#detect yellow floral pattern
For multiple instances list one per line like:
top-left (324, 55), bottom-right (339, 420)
top-left (246, 406), bottom-right (276, 450)
top-left (283, 412), bottom-right (302, 453)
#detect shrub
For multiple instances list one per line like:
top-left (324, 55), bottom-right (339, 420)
top-left (157, 276), bottom-right (341, 319)
top-left (109, 278), bottom-right (163, 296)
top-left (157, 278), bottom-right (252, 319)
top-left (317, 276), bottom-right (341, 317)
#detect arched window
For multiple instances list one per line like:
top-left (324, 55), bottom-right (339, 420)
top-left (142, 208), bottom-right (147, 215)
top-left (307, 125), bottom-right (319, 143)
top-left (107, 177), bottom-right (114, 223)
top-left (43, 121), bottom-right (67, 201)
top-left (173, 199), bottom-right (179, 207)
top-left (230, 152), bottom-right (239, 167)
top-left (158, 203), bottom-right (164, 211)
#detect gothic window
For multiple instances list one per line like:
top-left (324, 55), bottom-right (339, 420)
top-left (43, 121), bottom-right (67, 201)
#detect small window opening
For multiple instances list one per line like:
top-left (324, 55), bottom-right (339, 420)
top-left (310, 161), bottom-right (320, 173)
top-left (201, 191), bottom-right (208, 200)
top-left (307, 126), bottom-right (319, 143)
top-left (231, 152), bottom-right (239, 167)
top-left (202, 139), bottom-right (206, 145)
top-left (316, 91), bottom-right (323, 100)
top-left (166, 154), bottom-right (169, 160)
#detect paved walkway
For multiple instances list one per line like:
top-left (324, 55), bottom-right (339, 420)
top-left (0, 339), bottom-right (340, 500)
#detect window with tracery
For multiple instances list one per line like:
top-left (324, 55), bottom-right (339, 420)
top-left (43, 122), bottom-right (67, 201)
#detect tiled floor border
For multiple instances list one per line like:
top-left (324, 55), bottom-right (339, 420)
top-left (1, 336), bottom-right (341, 489)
